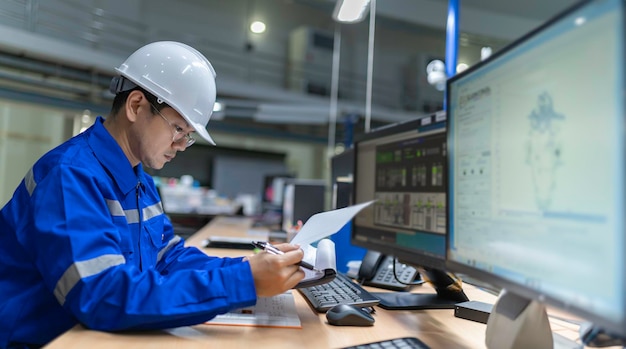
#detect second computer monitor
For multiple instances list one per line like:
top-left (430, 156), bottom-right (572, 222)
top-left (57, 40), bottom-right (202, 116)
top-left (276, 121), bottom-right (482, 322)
top-left (352, 111), bottom-right (467, 309)
top-left (353, 112), bottom-right (447, 269)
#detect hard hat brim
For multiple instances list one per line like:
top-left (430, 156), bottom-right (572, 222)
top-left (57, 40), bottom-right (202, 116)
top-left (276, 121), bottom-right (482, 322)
top-left (188, 120), bottom-right (216, 146)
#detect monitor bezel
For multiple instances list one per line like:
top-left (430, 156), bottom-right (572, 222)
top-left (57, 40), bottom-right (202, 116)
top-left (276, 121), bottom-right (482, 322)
top-left (351, 111), bottom-right (449, 271)
top-left (445, 0), bottom-right (626, 335)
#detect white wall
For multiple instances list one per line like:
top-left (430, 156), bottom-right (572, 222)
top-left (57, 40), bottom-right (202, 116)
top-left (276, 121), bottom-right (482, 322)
top-left (0, 100), bottom-right (68, 206)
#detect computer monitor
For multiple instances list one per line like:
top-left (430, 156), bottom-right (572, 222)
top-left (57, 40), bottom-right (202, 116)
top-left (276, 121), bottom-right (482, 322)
top-left (330, 149), bottom-right (368, 273)
top-left (261, 174), bottom-right (294, 206)
top-left (352, 111), bottom-right (469, 309)
top-left (331, 148), bottom-right (355, 210)
top-left (446, 0), bottom-right (626, 346)
top-left (281, 179), bottom-right (326, 233)
top-left (255, 174), bottom-right (296, 229)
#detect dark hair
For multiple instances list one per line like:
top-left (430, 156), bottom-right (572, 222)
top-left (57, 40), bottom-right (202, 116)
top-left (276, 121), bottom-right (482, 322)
top-left (109, 87), bottom-right (168, 118)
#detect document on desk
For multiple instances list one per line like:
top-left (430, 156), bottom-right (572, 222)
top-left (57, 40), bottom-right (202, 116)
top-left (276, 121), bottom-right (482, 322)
top-left (290, 200), bottom-right (375, 246)
top-left (204, 291), bottom-right (301, 329)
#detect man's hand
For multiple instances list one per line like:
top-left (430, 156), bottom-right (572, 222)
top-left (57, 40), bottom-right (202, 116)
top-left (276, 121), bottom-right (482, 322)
top-left (247, 244), bottom-right (305, 297)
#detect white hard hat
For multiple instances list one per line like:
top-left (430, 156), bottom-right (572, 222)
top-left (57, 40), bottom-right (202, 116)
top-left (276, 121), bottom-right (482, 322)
top-left (110, 41), bottom-right (217, 145)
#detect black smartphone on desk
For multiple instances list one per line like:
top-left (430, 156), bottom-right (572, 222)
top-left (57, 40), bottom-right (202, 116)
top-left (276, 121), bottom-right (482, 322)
top-left (358, 251), bottom-right (422, 291)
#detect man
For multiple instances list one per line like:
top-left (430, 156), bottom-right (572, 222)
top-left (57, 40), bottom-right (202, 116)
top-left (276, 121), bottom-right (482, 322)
top-left (0, 41), bottom-right (305, 348)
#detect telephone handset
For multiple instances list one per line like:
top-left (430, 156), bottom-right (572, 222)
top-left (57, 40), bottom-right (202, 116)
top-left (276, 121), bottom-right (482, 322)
top-left (357, 250), bottom-right (422, 291)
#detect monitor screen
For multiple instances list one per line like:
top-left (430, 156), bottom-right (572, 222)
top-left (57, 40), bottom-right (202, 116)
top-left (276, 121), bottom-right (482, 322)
top-left (261, 174), bottom-right (294, 206)
top-left (281, 179), bottom-right (326, 233)
top-left (352, 112), bottom-right (468, 309)
top-left (447, 0), bottom-right (625, 339)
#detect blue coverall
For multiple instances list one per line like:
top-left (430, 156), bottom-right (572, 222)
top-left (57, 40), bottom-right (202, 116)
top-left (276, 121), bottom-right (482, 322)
top-left (0, 117), bottom-right (257, 348)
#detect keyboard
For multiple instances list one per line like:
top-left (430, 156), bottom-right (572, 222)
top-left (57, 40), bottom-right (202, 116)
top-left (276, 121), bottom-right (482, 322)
top-left (340, 337), bottom-right (430, 349)
top-left (298, 273), bottom-right (380, 312)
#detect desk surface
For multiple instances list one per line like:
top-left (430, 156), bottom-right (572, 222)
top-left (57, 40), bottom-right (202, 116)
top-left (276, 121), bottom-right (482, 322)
top-left (45, 216), bottom-right (583, 349)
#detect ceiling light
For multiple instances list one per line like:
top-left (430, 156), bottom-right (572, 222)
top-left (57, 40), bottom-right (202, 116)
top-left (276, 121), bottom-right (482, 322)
top-left (481, 47), bottom-right (493, 61)
top-left (250, 21), bottom-right (266, 34)
top-left (332, 0), bottom-right (370, 23)
top-left (575, 17), bottom-right (586, 26)
top-left (213, 101), bottom-right (223, 112)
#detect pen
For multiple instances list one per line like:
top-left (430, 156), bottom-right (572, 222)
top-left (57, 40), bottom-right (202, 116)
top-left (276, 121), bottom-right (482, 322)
top-left (251, 241), bottom-right (316, 271)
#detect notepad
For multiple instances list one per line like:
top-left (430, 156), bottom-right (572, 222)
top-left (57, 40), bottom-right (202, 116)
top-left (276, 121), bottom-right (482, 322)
top-left (204, 291), bottom-right (301, 328)
top-left (295, 239), bottom-right (337, 288)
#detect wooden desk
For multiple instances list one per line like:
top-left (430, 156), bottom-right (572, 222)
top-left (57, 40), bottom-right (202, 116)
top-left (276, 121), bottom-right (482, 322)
top-left (45, 217), bottom-right (582, 349)
top-left (185, 215), bottom-right (259, 246)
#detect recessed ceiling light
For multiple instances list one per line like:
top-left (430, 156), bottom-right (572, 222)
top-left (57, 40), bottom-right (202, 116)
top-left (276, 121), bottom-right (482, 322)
top-left (250, 21), bottom-right (266, 34)
top-left (332, 0), bottom-right (371, 23)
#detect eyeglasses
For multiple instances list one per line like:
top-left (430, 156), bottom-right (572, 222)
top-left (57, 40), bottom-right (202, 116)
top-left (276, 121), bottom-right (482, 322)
top-left (150, 103), bottom-right (196, 147)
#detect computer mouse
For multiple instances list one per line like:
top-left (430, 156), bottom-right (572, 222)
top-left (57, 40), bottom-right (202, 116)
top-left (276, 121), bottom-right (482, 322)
top-left (326, 304), bottom-right (375, 326)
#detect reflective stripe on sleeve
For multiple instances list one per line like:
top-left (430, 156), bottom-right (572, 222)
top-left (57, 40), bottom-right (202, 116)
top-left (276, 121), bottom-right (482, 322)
top-left (156, 235), bottom-right (182, 264)
top-left (25, 167), bottom-right (36, 196)
top-left (53, 254), bottom-right (125, 306)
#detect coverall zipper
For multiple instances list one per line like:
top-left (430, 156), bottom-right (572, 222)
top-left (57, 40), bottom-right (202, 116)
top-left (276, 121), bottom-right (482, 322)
top-left (136, 181), bottom-right (142, 271)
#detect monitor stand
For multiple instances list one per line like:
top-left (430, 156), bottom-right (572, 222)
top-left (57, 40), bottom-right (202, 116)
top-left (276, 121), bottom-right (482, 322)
top-left (485, 288), bottom-right (579, 349)
top-left (372, 268), bottom-right (469, 310)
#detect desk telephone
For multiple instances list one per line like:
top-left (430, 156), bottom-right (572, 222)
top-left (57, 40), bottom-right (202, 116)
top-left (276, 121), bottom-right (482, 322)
top-left (357, 251), bottom-right (422, 291)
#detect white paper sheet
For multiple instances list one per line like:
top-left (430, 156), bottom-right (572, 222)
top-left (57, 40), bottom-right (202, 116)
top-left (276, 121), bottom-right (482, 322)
top-left (289, 200), bottom-right (375, 246)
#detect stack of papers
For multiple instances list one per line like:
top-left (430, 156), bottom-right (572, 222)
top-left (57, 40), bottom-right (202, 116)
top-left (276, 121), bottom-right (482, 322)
top-left (204, 291), bottom-right (301, 328)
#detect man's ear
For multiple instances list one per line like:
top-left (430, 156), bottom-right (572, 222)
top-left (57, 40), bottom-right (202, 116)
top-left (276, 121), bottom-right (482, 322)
top-left (125, 90), bottom-right (145, 123)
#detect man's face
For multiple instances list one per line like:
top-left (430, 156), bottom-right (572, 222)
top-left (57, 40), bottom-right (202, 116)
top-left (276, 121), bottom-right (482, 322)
top-left (133, 101), bottom-right (193, 170)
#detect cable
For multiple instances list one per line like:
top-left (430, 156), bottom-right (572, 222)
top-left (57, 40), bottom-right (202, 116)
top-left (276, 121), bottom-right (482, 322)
top-left (390, 256), bottom-right (424, 286)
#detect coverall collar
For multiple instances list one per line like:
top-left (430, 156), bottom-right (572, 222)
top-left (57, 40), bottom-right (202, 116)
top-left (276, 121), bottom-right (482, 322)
top-left (88, 116), bottom-right (143, 195)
